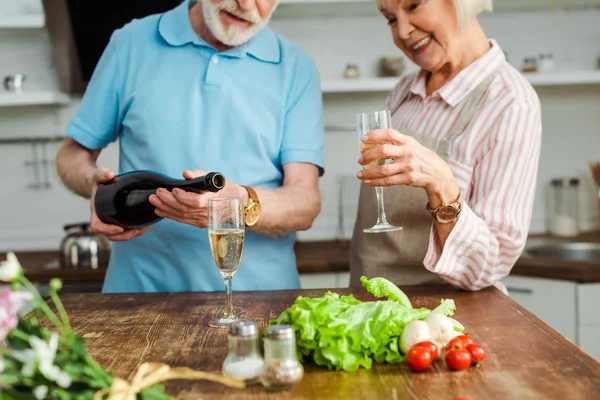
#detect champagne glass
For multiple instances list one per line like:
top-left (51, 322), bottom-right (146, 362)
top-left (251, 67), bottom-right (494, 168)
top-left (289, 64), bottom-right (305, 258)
top-left (208, 197), bottom-right (246, 328)
top-left (357, 110), bottom-right (403, 233)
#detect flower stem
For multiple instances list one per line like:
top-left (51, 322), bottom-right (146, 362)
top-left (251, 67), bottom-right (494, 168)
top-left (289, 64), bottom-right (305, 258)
top-left (18, 276), bottom-right (64, 333)
top-left (50, 290), bottom-right (71, 334)
top-left (9, 328), bottom-right (31, 342)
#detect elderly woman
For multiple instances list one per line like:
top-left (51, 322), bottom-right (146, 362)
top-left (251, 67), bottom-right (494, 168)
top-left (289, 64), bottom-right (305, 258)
top-left (350, 0), bottom-right (542, 291)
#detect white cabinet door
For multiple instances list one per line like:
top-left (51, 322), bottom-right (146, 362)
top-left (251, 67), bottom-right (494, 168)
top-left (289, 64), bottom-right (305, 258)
top-left (300, 272), bottom-right (338, 289)
top-left (578, 326), bottom-right (600, 361)
top-left (577, 284), bottom-right (600, 326)
top-left (502, 276), bottom-right (577, 342)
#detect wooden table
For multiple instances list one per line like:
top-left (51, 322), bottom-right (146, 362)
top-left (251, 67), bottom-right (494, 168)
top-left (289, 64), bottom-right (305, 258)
top-left (58, 286), bottom-right (600, 399)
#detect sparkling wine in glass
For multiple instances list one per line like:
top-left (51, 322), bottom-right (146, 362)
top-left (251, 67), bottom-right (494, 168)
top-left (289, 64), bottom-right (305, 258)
top-left (357, 110), bottom-right (403, 233)
top-left (208, 197), bottom-right (246, 328)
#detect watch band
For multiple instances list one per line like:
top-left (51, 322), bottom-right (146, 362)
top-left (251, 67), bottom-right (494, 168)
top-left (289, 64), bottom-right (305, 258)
top-left (242, 185), bottom-right (259, 204)
top-left (426, 192), bottom-right (462, 223)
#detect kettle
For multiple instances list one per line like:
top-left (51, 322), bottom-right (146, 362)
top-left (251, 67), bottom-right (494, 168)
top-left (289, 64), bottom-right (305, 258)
top-left (59, 223), bottom-right (111, 269)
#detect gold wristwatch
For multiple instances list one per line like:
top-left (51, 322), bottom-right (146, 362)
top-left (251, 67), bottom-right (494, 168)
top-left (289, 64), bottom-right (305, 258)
top-left (426, 192), bottom-right (462, 224)
top-left (242, 186), bottom-right (261, 226)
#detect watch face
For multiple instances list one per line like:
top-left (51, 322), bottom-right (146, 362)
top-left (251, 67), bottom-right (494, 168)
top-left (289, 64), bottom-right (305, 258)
top-left (245, 203), bottom-right (262, 226)
top-left (436, 206), bottom-right (458, 224)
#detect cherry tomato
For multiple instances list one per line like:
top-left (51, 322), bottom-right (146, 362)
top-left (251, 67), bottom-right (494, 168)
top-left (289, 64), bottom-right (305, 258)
top-left (445, 348), bottom-right (472, 371)
top-left (414, 341), bottom-right (439, 359)
top-left (452, 397), bottom-right (470, 400)
top-left (446, 335), bottom-right (475, 351)
top-left (466, 343), bottom-right (486, 364)
top-left (406, 346), bottom-right (434, 372)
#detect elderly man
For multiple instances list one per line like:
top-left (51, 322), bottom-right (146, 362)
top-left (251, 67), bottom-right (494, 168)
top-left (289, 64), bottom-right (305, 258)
top-left (56, 0), bottom-right (324, 294)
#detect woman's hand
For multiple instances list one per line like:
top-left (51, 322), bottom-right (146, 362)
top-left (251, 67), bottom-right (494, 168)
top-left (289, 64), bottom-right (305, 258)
top-left (357, 128), bottom-right (460, 206)
top-left (148, 170), bottom-right (245, 228)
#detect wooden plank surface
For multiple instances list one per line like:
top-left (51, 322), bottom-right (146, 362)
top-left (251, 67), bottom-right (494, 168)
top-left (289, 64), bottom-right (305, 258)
top-left (54, 286), bottom-right (600, 399)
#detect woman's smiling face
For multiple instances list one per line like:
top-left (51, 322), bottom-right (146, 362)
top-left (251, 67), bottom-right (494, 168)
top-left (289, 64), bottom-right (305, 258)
top-left (379, 0), bottom-right (460, 73)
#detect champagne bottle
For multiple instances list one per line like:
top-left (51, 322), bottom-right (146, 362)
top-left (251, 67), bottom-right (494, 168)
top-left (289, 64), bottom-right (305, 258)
top-left (94, 170), bottom-right (226, 229)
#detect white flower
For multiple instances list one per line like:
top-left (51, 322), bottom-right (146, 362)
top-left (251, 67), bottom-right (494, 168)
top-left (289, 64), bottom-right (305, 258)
top-left (12, 333), bottom-right (72, 389)
top-left (33, 385), bottom-right (48, 400)
top-left (0, 252), bottom-right (23, 282)
top-left (0, 357), bottom-right (4, 373)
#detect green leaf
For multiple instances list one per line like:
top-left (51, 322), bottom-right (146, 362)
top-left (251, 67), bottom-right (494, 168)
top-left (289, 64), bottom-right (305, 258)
top-left (360, 276), bottom-right (413, 308)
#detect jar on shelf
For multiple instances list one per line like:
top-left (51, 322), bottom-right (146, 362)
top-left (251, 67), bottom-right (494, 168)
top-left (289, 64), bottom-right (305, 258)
top-left (538, 54), bottom-right (555, 73)
top-left (548, 178), bottom-right (580, 238)
top-left (343, 64), bottom-right (360, 80)
top-left (260, 325), bottom-right (303, 391)
top-left (522, 57), bottom-right (538, 73)
top-left (222, 321), bottom-right (264, 384)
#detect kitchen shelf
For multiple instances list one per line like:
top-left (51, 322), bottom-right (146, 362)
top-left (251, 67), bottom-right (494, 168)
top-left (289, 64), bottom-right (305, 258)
top-left (524, 70), bottom-right (600, 86)
top-left (321, 70), bottom-right (600, 93)
top-left (0, 14), bottom-right (45, 29)
top-left (0, 91), bottom-right (70, 107)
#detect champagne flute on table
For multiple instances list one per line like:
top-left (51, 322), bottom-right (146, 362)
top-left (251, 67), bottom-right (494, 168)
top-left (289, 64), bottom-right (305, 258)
top-left (357, 110), bottom-right (403, 233)
top-left (208, 197), bottom-right (246, 328)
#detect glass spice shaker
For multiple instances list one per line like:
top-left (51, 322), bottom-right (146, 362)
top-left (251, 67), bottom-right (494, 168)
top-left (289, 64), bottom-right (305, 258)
top-left (260, 325), bottom-right (303, 391)
top-left (222, 321), bottom-right (264, 384)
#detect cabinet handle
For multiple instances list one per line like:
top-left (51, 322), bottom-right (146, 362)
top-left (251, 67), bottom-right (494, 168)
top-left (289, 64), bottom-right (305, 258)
top-left (506, 287), bottom-right (533, 294)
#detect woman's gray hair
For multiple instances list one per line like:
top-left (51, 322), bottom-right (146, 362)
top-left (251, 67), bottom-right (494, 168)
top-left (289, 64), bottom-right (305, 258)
top-left (454, 0), bottom-right (493, 28)
top-left (376, 0), bottom-right (493, 29)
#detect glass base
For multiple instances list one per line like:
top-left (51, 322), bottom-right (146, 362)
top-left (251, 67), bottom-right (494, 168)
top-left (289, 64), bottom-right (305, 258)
top-left (209, 315), bottom-right (247, 329)
top-left (364, 223), bottom-right (403, 234)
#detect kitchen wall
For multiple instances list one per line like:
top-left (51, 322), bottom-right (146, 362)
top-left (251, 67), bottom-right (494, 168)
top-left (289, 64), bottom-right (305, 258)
top-left (0, 1), bottom-right (599, 250)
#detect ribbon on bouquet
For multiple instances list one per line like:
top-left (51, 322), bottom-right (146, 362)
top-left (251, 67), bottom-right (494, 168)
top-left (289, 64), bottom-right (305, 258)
top-left (94, 362), bottom-right (245, 400)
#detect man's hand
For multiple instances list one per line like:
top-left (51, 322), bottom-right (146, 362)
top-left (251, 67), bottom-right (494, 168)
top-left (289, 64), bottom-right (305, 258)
top-left (90, 168), bottom-right (151, 241)
top-left (148, 170), bottom-right (246, 228)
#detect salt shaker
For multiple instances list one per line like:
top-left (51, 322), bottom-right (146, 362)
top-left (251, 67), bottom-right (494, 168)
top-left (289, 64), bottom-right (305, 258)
top-left (222, 321), bottom-right (264, 384)
top-left (260, 325), bottom-right (303, 391)
top-left (548, 178), bottom-right (580, 238)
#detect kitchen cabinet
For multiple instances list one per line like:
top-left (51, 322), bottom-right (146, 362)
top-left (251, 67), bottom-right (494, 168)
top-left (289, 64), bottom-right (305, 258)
top-left (503, 276), bottom-right (600, 361)
top-left (300, 271), bottom-right (350, 289)
top-left (502, 275), bottom-right (577, 342)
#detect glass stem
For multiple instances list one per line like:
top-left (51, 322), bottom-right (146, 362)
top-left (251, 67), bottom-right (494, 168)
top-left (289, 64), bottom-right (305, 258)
top-left (223, 275), bottom-right (233, 319)
top-left (375, 186), bottom-right (388, 225)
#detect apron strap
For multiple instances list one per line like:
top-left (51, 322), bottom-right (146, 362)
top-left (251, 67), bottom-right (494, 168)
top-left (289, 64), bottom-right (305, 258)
top-left (445, 68), bottom-right (501, 141)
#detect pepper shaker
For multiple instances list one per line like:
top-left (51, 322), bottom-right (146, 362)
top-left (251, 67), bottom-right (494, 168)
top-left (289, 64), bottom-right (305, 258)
top-left (260, 325), bottom-right (303, 391)
top-left (222, 321), bottom-right (264, 384)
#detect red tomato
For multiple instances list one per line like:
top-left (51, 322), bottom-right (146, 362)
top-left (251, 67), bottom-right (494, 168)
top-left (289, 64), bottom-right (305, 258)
top-left (453, 397), bottom-right (470, 400)
top-left (414, 341), bottom-right (439, 359)
top-left (467, 343), bottom-right (486, 364)
top-left (406, 346), bottom-right (434, 372)
top-left (445, 348), bottom-right (472, 371)
top-left (446, 335), bottom-right (475, 351)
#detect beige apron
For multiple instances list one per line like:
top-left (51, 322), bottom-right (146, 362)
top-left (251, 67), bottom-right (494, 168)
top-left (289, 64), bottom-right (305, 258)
top-left (349, 70), bottom-right (499, 287)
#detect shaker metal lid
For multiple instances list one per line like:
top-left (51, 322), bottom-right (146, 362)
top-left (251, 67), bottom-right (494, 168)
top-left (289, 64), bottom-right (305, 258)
top-left (266, 325), bottom-right (294, 340)
top-left (230, 321), bottom-right (257, 336)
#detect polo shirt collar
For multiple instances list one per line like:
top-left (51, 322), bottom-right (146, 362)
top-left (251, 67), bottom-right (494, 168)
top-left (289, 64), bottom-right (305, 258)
top-left (158, 0), bottom-right (280, 63)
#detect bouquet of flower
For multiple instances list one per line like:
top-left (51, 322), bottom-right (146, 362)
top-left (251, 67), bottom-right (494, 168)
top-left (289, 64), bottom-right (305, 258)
top-left (0, 253), bottom-right (244, 399)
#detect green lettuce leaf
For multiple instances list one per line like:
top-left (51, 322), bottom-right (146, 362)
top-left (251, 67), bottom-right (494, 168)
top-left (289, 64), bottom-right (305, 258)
top-left (270, 277), bottom-right (459, 372)
top-left (360, 276), bottom-right (412, 308)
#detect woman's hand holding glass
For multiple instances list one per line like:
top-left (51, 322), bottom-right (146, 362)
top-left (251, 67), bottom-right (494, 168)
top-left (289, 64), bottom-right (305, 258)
top-left (357, 128), bottom-right (460, 207)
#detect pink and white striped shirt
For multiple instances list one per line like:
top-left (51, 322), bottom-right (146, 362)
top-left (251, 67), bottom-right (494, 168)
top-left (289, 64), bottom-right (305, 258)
top-left (385, 40), bottom-right (542, 291)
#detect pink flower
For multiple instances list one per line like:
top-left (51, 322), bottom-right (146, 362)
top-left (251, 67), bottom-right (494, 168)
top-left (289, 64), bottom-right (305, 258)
top-left (0, 289), bottom-right (33, 342)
